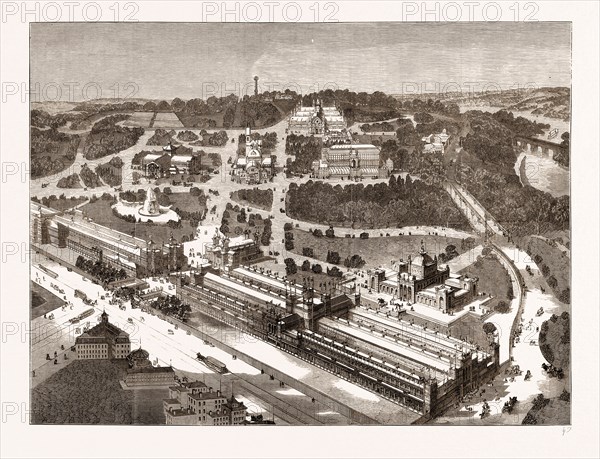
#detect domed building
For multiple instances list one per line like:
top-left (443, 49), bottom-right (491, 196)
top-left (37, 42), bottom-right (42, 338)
top-left (122, 346), bottom-right (175, 388)
top-left (367, 241), bottom-right (479, 314)
top-left (127, 347), bottom-right (151, 368)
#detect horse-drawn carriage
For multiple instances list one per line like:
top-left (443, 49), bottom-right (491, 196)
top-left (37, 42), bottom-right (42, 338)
top-left (502, 396), bottom-right (518, 413)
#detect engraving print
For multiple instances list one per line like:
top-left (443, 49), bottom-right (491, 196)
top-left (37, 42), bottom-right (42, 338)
top-left (29, 22), bottom-right (571, 426)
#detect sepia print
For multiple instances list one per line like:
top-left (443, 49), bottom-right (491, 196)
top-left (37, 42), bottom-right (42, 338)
top-left (29, 21), bottom-right (572, 427)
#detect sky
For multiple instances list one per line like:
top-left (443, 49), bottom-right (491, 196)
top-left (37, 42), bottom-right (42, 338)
top-left (30, 22), bottom-right (571, 102)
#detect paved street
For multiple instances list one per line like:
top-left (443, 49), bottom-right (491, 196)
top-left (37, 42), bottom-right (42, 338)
top-left (30, 258), bottom-right (352, 425)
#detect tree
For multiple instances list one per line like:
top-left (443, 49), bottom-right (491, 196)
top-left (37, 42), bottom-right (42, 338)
top-left (326, 250), bottom-right (341, 265)
top-left (327, 266), bottom-right (343, 278)
top-left (495, 301), bottom-right (510, 313)
top-left (171, 97), bottom-right (185, 112)
top-left (143, 101), bottom-right (157, 111)
top-left (344, 254), bottom-right (365, 269)
top-left (301, 260), bottom-right (311, 271)
top-left (302, 247), bottom-right (314, 258)
top-left (483, 322), bottom-right (497, 334)
top-left (325, 226), bottom-right (335, 238)
top-left (284, 258), bottom-right (297, 275)
top-left (539, 312), bottom-right (570, 370)
top-left (311, 264), bottom-right (323, 274)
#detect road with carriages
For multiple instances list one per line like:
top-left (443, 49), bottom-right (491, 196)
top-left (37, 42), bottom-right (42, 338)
top-left (30, 257), bottom-right (351, 425)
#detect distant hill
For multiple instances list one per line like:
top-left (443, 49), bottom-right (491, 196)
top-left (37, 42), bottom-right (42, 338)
top-left (393, 87), bottom-right (570, 121)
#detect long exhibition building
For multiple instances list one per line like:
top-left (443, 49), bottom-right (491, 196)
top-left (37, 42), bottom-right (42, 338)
top-left (31, 202), bottom-right (187, 277)
top-left (175, 258), bottom-right (500, 420)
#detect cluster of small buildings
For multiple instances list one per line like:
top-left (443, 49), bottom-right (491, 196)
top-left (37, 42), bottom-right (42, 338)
top-left (288, 99), bottom-right (346, 134)
top-left (231, 127), bottom-right (274, 185)
top-left (163, 381), bottom-right (247, 426)
top-left (31, 202), bottom-right (187, 278)
top-left (421, 129), bottom-right (450, 154)
top-left (312, 144), bottom-right (393, 180)
top-left (132, 143), bottom-right (204, 178)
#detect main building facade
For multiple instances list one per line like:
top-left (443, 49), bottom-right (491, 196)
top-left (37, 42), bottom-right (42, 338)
top-left (173, 251), bottom-right (499, 421)
top-left (312, 144), bottom-right (392, 180)
top-left (288, 99), bottom-right (346, 134)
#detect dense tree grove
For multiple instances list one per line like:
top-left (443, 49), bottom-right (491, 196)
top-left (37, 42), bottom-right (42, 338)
top-left (239, 96), bottom-right (281, 128)
top-left (413, 112), bottom-right (434, 123)
top-left (287, 177), bottom-right (470, 229)
top-left (401, 98), bottom-right (461, 117)
top-left (191, 130), bottom-right (229, 147)
top-left (75, 255), bottom-right (127, 284)
top-left (230, 188), bottom-right (273, 210)
top-left (57, 173), bottom-right (82, 189)
top-left (344, 254), bottom-right (366, 269)
top-left (84, 115), bottom-right (144, 160)
top-left (539, 312), bottom-right (570, 371)
top-left (79, 164), bottom-right (103, 188)
top-left (152, 295), bottom-right (192, 321)
top-left (96, 157), bottom-right (123, 187)
top-left (31, 127), bottom-right (81, 178)
top-left (285, 134), bottom-right (322, 174)
top-left (461, 164), bottom-right (569, 235)
top-left (378, 140), bottom-right (408, 171)
top-left (360, 121), bottom-right (397, 132)
top-left (457, 110), bottom-right (570, 235)
top-left (177, 130), bottom-right (199, 142)
top-left (147, 128), bottom-right (176, 146)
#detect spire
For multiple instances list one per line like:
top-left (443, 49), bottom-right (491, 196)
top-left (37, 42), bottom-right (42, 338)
top-left (420, 239), bottom-right (426, 254)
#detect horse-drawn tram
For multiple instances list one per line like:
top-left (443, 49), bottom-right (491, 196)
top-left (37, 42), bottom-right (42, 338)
top-left (196, 353), bottom-right (229, 374)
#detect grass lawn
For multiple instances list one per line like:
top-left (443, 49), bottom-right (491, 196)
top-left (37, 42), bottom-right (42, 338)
top-left (31, 281), bottom-right (65, 318)
top-left (31, 359), bottom-right (167, 424)
top-left (460, 253), bottom-right (513, 312)
top-left (221, 207), bottom-right (269, 239)
top-left (43, 196), bottom-right (87, 212)
top-left (289, 229), bottom-right (474, 270)
top-left (81, 198), bottom-right (199, 245)
top-left (168, 191), bottom-right (206, 211)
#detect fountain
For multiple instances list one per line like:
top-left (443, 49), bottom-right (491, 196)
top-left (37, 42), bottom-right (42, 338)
top-left (111, 186), bottom-right (180, 224)
top-left (139, 186), bottom-right (160, 217)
